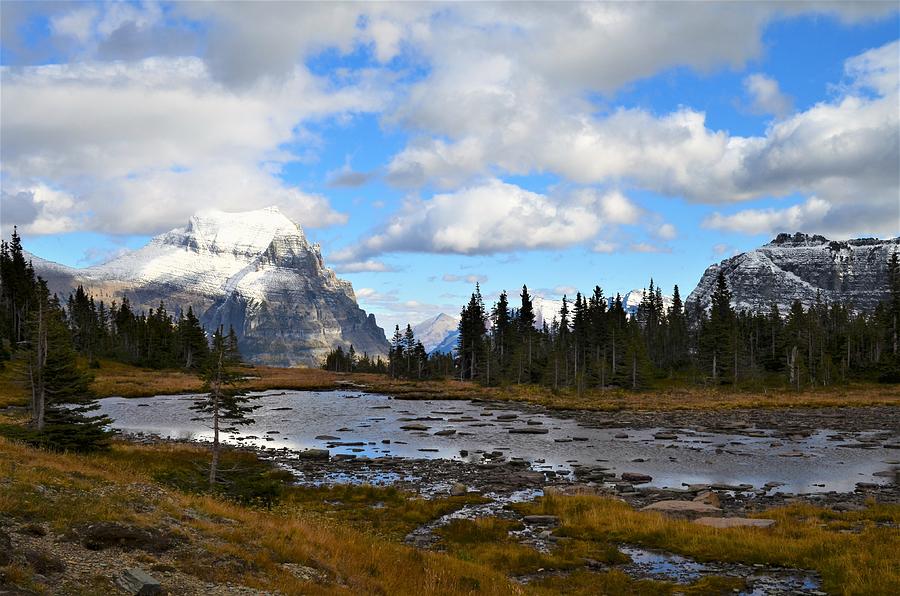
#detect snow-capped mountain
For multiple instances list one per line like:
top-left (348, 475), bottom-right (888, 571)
top-left (28, 207), bottom-right (389, 366)
top-left (412, 313), bottom-right (460, 353)
top-left (687, 233), bottom-right (899, 313)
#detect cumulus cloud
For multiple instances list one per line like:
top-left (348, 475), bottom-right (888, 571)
top-left (333, 180), bottom-right (644, 260)
top-left (743, 73), bottom-right (793, 117)
top-left (385, 39), bottom-right (898, 237)
top-left (0, 57), bottom-right (386, 234)
top-left (702, 197), bottom-right (832, 236)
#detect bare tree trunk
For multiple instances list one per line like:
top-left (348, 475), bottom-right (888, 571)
top-left (31, 301), bottom-right (47, 431)
top-left (209, 350), bottom-right (223, 489)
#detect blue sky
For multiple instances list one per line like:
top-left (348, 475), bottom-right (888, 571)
top-left (1, 2), bottom-right (898, 332)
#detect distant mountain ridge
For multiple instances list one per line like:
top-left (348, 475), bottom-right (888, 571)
top-left (27, 207), bottom-right (389, 366)
top-left (687, 232), bottom-right (899, 313)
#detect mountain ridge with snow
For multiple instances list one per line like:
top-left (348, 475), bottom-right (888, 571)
top-left (27, 207), bottom-right (389, 366)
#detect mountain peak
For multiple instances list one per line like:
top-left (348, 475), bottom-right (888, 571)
top-left (767, 232), bottom-right (830, 247)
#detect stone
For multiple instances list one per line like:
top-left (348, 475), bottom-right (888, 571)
top-left (496, 414), bottom-right (518, 421)
top-left (641, 500), bottom-right (721, 517)
top-left (434, 429), bottom-right (457, 436)
top-left (117, 568), bottom-right (162, 596)
top-left (401, 424), bottom-right (430, 431)
top-left (315, 435), bottom-right (340, 440)
top-left (449, 483), bottom-right (468, 497)
top-left (298, 448), bottom-right (330, 460)
top-left (693, 491), bottom-right (721, 507)
top-left (621, 472), bottom-right (653, 484)
top-left (523, 515), bottom-right (559, 525)
top-left (23, 547), bottom-right (66, 574)
top-left (653, 432), bottom-right (678, 440)
top-left (527, 419), bottom-right (544, 425)
top-left (76, 522), bottom-right (178, 553)
top-left (693, 517), bottom-right (775, 529)
top-left (509, 428), bottom-right (549, 434)
top-left (614, 433), bottom-right (629, 439)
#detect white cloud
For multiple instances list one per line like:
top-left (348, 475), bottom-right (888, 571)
top-left (332, 260), bottom-right (395, 274)
top-left (334, 180), bottom-right (643, 260)
top-left (703, 197), bottom-right (832, 236)
top-left (0, 57), bottom-right (386, 234)
top-left (442, 274), bottom-right (488, 284)
top-left (386, 40), bottom-right (899, 238)
top-left (744, 73), bottom-right (793, 117)
top-left (592, 240), bottom-right (618, 254)
top-left (630, 242), bottom-right (672, 254)
top-left (655, 223), bottom-right (678, 240)
top-left (50, 6), bottom-right (98, 43)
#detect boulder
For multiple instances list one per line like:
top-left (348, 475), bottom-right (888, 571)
top-left (693, 517), bottom-right (775, 529)
top-left (449, 483), bottom-right (468, 497)
top-left (298, 448), bottom-right (330, 460)
top-left (117, 568), bottom-right (162, 596)
top-left (641, 500), bottom-right (721, 517)
top-left (693, 491), bottom-right (721, 507)
top-left (75, 522), bottom-right (178, 553)
top-left (621, 472), bottom-right (652, 484)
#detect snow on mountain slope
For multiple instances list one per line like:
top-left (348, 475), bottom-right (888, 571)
top-left (28, 207), bottom-right (388, 366)
top-left (687, 233), bottom-right (899, 313)
top-left (412, 313), bottom-right (460, 353)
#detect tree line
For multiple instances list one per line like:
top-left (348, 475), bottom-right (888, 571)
top-left (451, 259), bottom-right (900, 390)
top-left (1, 229), bottom-right (259, 474)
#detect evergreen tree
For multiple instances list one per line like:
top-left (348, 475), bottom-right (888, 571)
top-left (20, 281), bottom-right (111, 451)
top-left (191, 326), bottom-right (259, 489)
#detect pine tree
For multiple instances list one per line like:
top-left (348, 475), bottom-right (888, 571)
top-left (21, 282), bottom-right (111, 451)
top-left (191, 326), bottom-right (259, 489)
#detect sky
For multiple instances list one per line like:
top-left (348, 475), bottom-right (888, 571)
top-left (1, 1), bottom-right (899, 333)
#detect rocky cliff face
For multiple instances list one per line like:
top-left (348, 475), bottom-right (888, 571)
top-left (28, 207), bottom-right (389, 366)
top-left (687, 232), bottom-right (899, 313)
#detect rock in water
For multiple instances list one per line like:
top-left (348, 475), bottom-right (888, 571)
top-left (27, 207), bottom-right (389, 366)
top-left (687, 233), bottom-right (899, 313)
top-left (117, 568), bottom-right (162, 595)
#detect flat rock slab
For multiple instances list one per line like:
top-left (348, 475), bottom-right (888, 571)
top-left (641, 500), bottom-right (721, 516)
top-left (400, 424), bottom-right (430, 431)
top-left (694, 517), bottom-right (776, 529)
top-left (509, 428), bottom-right (549, 434)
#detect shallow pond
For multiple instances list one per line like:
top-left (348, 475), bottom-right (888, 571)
top-left (97, 390), bottom-right (896, 494)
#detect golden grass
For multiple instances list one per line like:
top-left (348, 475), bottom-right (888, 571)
top-left (79, 359), bottom-right (900, 412)
top-left (0, 437), bottom-right (521, 595)
top-left (2, 437), bottom-right (897, 594)
top-left (514, 493), bottom-right (900, 595)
